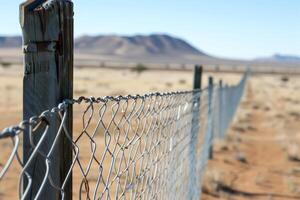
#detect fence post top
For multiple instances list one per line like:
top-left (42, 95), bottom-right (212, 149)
top-left (208, 76), bottom-right (214, 85)
top-left (219, 80), bottom-right (223, 86)
top-left (20, 0), bottom-right (46, 15)
top-left (194, 65), bottom-right (203, 74)
top-left (193, 65), bottom-right (203, 90)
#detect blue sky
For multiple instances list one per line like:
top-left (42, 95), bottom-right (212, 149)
top-left (1, 0), bottom-right (299, 59)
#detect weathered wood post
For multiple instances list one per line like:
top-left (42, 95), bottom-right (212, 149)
top-left (193, 65), bottom-right (203, 91)
top-left (188, 65), bottom-right (203, 199)
top-left (208, 76), bottom-right (214, 159)
top-left (20, 0), bottom-right (73, 199)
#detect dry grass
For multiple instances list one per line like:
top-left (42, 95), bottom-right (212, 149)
top-left (2, 64), bottom-right (300, 199)
top-left (0, 65), bottom-right (243, 199)
top-left (202, 73), bottom-right (300, 200)
top-left (285, 142), bottom-right (300, 162)
top-left (202, 168), bottom-right (237, 198)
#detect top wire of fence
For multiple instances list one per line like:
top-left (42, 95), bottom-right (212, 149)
top-left (0, 71), bottom-right (248, 200)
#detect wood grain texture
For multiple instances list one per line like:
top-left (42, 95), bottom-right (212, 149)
top-left (20, 0), bottom-right (73, 199)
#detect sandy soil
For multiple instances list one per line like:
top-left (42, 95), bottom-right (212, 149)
top-left (0, 65), bottom-right (299, 199)
top-left (202, 74), bottom-right (300, 200)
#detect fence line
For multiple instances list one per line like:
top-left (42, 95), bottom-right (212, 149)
top-left (0, 69), bottom-right (248, 199)
top-left (0, 1), bottom-right (249, 199)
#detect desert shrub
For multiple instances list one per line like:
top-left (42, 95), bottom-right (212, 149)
top-left (5, 85), bottom-right (15, 90)
top-left (1, 61), bottom-right (12, 68)
top-left (287, 144), bottom-right (300, 162)
top-left (235, 152), bottom-right (247, 163)
top-left (178, 79), bottom-right (186, 85)
top-left (165, 82), bottom-right (173, 88)
top-left (150, 87), bottom-right (158, 91)
top-left (281, 76), bottom-right (289, 82)
top-left (289, 111), bottom-right (300, 116)
top-left (74, 89), bottom-right (87, 95)
top-left (100, 62), bottom-right (106, 68)
top-left (252, 105), bottom-right (260, 110)
top-left (202, 169), bottom-right (236, 197)
top-left (232, 125), bottom-right (246, 133)
top-left (131, 63), bottom-right (148, 74)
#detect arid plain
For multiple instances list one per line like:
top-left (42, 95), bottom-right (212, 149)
top-left (0, 64), bottom-right (300, 199)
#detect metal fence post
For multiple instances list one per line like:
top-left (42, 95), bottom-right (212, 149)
top-left (208, 77), bottom-right (214, 159)
top-left (218, 80), bottom-right (223, 138)
top-left (20, 0), bottom-right (73, 199)
top-left (188, 65), bottom-right (202, 199)
top-left (224, 84), bottom-right (229, 134)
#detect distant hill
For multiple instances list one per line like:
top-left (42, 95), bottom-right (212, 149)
top-left (1, 35), bottom-right (299, 71)
top-left (256, 54), bottom-right (300, 63)
top-left (74, 34), bottom-right (206, 57)
top-left (0, 36), bottom-right (22, 48)
top-left (0, 34), bottom-right (207, 58)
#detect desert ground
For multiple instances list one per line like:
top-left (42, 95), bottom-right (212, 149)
top-left (202, 74), bottom-right (300, 199)
top-left (0, 64), bottom-right (300, 199)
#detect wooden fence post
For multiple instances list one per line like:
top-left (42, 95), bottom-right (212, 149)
top-left (208, 76), bottom-right (214, 159)
top-left (193, 65), bottom-right (203, 90)
top-left (20, 0), bottom-right (73, 199)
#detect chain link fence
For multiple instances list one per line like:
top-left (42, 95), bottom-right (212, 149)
top-left (0, 71), bottom-right (248, 200)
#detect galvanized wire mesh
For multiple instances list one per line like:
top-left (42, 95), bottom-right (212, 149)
top-left (0, 72), bottom-right (248, 200)
top-left (211, 73), bottom-right (248, 139)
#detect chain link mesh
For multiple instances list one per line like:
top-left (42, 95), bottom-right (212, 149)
top-left (0, 72), bottom-right (248, 200)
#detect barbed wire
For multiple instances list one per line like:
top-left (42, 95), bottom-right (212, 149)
top-left (0, 72), bottom-right (248, 200)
